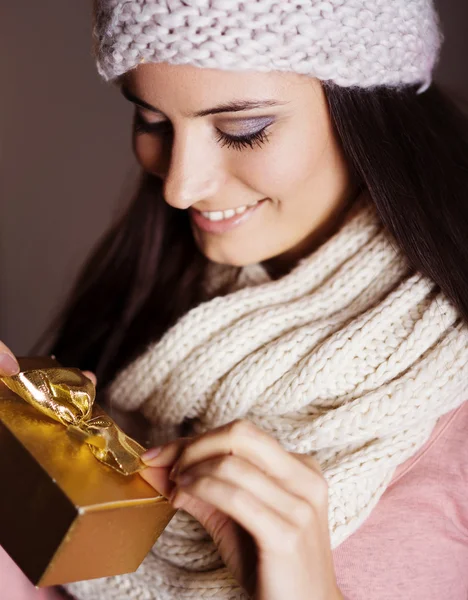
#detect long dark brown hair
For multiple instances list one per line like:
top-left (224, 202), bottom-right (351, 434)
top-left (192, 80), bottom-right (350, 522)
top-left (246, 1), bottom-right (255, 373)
top-left (33, 80), bottom-right (468, 392)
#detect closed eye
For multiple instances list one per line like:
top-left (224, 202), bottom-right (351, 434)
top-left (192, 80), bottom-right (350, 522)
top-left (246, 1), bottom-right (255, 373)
top-left (133, 113), bottom-right (271, 151)
top-left (134, 114), bottom-right (173, 136)
top-left (214, 127), bottom-right (271, 150)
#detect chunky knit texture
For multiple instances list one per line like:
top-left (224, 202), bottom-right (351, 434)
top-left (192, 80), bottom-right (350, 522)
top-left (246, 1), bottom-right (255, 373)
top-left (65, 189), bottom-right (468, 600)
top-left (93, 0), bottom-right (444, 93)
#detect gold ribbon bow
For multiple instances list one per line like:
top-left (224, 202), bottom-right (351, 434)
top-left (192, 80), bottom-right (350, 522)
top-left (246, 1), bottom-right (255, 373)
top-left (0, 367), bottom-right (145, 475)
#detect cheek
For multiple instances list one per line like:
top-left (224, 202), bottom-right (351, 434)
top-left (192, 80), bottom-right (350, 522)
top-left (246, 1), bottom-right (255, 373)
top-left (237, 124), bottom-right (329, 197)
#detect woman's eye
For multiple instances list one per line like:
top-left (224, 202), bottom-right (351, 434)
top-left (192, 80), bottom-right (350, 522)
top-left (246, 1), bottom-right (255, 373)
top-left (215, 127), bottom-right (271, 151)
top-left (134, 112), bottom-right (271, 151)
top-left (134, 113), bottom-right (172, 135)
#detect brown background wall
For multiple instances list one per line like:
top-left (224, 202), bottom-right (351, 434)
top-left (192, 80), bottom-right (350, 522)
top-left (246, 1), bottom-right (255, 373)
top-left (1, 1), bottom-right (467, 354)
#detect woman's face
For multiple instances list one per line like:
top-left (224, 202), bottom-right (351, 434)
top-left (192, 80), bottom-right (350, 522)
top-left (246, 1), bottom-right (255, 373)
top-left (123, 63), bottom-right (356, 274)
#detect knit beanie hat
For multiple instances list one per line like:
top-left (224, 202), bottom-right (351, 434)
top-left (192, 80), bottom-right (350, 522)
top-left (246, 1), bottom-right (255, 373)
top-left (93, 0), bottom-right (444, 93)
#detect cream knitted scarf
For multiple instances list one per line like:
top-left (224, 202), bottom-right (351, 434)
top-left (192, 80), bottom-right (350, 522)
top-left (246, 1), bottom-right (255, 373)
top-left (66, 189), bottom-right (468, 600)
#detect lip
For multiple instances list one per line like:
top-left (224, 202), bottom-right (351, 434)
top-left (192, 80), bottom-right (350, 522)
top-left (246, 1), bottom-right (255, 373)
top-left (188, 200), bottom-right (267, 234)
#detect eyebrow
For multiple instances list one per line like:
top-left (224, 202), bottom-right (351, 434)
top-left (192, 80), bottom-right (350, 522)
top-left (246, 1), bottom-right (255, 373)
top-left (121, 86), bottom-right (287, 117)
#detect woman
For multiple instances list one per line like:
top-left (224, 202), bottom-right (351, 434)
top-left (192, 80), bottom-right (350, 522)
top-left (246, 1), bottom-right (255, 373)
top-left (2, 0), bottom-right (468, 598)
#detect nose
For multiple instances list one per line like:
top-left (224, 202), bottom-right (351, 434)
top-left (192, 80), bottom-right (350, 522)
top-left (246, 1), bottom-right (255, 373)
top-left (162, 128), bottom-right (223, 210)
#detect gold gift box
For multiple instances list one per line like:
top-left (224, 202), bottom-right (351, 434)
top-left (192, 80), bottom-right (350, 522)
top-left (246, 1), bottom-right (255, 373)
top-left (0, 357), bottom-right (176, 587)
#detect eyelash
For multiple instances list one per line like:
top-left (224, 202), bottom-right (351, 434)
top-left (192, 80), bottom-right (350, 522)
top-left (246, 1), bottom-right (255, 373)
top-left (214, 127), bottom-right (270, 151)
top-left (133, 114), bottom-right (271, 151)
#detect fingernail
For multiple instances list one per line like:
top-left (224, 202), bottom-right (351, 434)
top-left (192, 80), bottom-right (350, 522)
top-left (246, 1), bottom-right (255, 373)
top-left (0, 353), bottom-right (20, 376)
top-left (141, 447), bottom-right (163, 464)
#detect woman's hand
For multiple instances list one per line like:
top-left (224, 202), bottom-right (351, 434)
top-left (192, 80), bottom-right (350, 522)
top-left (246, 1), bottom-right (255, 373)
top-left (140, 419), bottom-right (343, 600)
top-left (0, 355), bottom-right (95, 599)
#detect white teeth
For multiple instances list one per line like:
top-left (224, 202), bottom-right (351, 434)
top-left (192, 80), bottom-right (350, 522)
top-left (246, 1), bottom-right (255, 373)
top-left (200, 200), bottom-right (260, 221)
top-left (204, 211), bottom-right (224, 221)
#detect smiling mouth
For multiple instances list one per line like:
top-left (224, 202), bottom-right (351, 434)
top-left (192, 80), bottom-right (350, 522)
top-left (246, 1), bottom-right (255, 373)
top-left (194, 199), bottom-right (264, 222)
top-left (189, 199), bottom-right (268, 233)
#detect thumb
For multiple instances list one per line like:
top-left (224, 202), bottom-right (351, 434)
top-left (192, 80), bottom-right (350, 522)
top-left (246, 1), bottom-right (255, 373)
top-left (82, 370), bottom-right (97, 386)
top-left (0, 343), bottom-right (19, 377)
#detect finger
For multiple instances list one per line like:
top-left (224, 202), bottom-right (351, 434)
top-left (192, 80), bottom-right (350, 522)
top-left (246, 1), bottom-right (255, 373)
top-left (170, 473), bottom-right (303, 555)
top-left (173, 454), bottom-right (316, 528)
top-left (82, 370), bottom-right (97, 386)
top-left (141, 436), bottom-right (193, 467)
top-left (290, 451), bottom-right (323, 474)
top-left (139, 466), bottom-right (175, 500)
top-left (167, 419), bottom-right (326, 505)
top-left (0, 343), bottom-right (19, 377)
top-left (140, 437), bottom-right (196, 500)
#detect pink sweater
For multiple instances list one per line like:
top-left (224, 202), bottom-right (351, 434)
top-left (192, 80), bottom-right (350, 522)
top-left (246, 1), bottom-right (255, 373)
top-left (2, 400), bottom-right (468, 599)
top-left (333, 399), bottom-right (468, 599)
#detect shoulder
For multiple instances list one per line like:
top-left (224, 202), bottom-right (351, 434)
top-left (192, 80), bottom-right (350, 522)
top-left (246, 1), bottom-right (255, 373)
top-left (429, 399), bottom-right (468, 538)
top-left (389, 399), bottom-right (468, 486)
top-left (386, 399), bottom-right (468, 535)
top-left (411, 398), bottom-right (468, 481)
top-left (436, 399), bottom-right (468, 471)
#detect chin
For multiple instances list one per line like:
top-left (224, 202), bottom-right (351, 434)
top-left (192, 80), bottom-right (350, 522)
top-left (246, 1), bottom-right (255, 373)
top-left (198, 244), bottom-right (266, 268)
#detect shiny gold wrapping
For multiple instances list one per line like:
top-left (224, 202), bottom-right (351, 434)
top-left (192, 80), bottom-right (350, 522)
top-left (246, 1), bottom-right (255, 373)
top-left (0, 357), bottom-right (176, 587)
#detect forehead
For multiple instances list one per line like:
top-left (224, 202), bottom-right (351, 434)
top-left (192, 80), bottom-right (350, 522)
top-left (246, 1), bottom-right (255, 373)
top-left (123, 62), bottom-right (319, 114)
